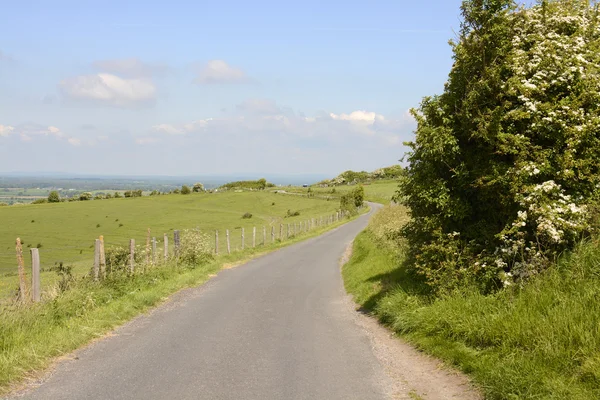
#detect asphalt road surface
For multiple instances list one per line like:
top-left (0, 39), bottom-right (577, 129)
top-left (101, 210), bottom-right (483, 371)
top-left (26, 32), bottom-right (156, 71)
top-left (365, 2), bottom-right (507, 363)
top-left (15, 204), bottom-right (397, 400)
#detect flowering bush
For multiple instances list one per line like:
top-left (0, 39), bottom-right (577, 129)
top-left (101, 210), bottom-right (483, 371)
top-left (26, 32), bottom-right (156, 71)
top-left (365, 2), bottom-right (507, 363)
top-left (399, 0), bottom-right (600, 292)
top-left (178, 229), bottom-right (214, 266)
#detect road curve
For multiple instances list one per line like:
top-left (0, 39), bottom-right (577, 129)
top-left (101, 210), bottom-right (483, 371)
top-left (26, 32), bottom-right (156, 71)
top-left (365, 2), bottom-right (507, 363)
top-left (14, 204), bottom-right (391, 400)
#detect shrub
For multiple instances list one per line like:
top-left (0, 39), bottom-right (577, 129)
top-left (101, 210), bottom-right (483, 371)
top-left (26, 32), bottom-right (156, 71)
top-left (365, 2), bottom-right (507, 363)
top-left (193, 183), bottom-right (204, 192)
top-left (79, 192), bottom-right (92, 201)
top-left (242, 212), bottom-right (253, 219)
top-left (31, 199), bottom-right (47, 204)
top-left (113, 192), bottom-right (123, 198)
top-left (399, 0), bottom-right (600, 292)
top-left (104, 193), bottom-right (113, 199)
top-left (50, 262), bottom-right (74, 292)
top-left (0, 202), bottom-right (7, 206)
top-left (181, 185), bottom-right (191, 195)
top-left (286, 209), bottom-right (300, 218)
top-left (47, 191), bottom-right (60, 203)
top-left (178, 229), bottom-right (214, 265)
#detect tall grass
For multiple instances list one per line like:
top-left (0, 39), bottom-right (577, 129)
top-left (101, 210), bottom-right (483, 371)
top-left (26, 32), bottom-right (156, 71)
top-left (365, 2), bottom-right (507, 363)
top-left (343, 205), bottom-right (600, 399)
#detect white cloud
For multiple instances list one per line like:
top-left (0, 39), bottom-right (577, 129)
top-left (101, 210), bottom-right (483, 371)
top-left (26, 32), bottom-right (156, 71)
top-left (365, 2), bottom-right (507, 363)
top-left (194, 60), bottom-right (250, 84)
top-left (67, 137), bottom-right (82, 146)
top-left (0, 123), bottom-right (84, 146)
top-left (92, 58), bottom-right (168, 78)
top-left (151, 101), bottom-right (415, 147)
top-left (152, 124), bottom-right (185, 135)
top-left (0, 125), bottom-right (14, 137)
top-left (59, 73), bottom-right (157, 107)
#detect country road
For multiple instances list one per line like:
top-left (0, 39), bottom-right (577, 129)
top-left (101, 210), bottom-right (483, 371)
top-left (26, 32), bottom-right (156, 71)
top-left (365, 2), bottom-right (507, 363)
top-left (9, 203), bottom-right (478, 400)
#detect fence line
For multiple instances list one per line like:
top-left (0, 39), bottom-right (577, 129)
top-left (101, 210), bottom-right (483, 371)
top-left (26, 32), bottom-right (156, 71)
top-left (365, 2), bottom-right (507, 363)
top-left (8, 209), bottom-right (353, 304)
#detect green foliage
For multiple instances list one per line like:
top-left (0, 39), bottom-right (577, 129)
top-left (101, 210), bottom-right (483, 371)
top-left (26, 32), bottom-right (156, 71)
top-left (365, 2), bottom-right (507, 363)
top-left (399, 0), bottom-right (600, 292)
top-left (344, 206), bottom-right (600, 400)
top-left (31, 199), bottom-right (47, 205)
top-left (178, 229), bottom-right (214, 265)
top-left (49, 262), bottom-right (74, 292)
top-left (319, 165), bottom-right (404, 186)
top-left (47, 191), bottom-right (60, 203)
top-left (149, 190), bottom-right (159, 196)
top-left (124, 190), bottom-right (143, 198)
top-left (79, 192), bottom-right (93, 201)
top-left (219, 179), bottom-right (275, 191)
top-left (192, 182), bottom-right (204, 192)
top-left (113, 192), bottom-right (122, 198)
top-left (286, 209), bottom-right (300, 217)
top-left (181, 185), bottom-right (191, 195)
top-left (104, 193), bottom-right (113, 199)
top-left (339, 186), bottom-right (365, 215)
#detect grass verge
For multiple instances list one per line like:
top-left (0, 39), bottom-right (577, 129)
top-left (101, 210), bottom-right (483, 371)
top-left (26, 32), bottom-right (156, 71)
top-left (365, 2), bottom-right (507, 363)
top-left (0, 209), bottom-right (365, 396)
top-left (343, 205), bottom-right (600, 400)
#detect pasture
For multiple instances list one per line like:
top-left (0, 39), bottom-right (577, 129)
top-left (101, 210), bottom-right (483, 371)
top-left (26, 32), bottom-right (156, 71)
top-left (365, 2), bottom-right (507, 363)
top-left (0, 191), bottom-right (341, 299)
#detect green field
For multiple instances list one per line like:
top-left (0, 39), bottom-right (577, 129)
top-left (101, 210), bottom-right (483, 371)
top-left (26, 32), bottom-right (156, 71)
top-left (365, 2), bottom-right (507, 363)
top-left (273, 179), bottom-right (399, 205)
top-left (0, 191), bottom-right (342, 299)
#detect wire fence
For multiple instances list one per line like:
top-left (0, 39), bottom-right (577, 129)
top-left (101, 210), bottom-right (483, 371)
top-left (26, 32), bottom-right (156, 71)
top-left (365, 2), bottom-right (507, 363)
top-left (1, 209), bottom-right (352, 305)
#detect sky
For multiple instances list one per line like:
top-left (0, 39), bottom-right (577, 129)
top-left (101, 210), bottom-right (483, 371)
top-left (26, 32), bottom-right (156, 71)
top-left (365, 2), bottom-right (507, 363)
top-left (0, 0), bottom-right (464, 176)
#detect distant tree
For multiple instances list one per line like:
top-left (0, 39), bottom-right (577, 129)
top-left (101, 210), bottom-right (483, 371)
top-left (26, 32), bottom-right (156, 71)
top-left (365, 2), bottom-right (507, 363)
top-left (104, 193), bottom-right (113, 199)
top-left (113, 192), bottom-right (123, 198)
top-left (172, 188), bottom-right (180, 194)
top-left (193, 183), bottom-right (205, 192)
top-left (47, 191), bottom-right (60, 203)
top-left (124, 190), bottom-right (132, 198)
top-left (181, 185), bottom-right (191, 195)
top-left (149, 190), bottom-right (159, 196)
top-left (257, 178), bottom-right (267, 190)
top-left (79, 192), bottom-right (92, 201)
top-left (94, 194), bottom-right (103, 200)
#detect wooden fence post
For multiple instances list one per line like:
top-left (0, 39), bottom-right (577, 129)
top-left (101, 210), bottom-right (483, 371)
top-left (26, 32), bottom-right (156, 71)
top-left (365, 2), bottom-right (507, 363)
top-left (253, 227), bottom-right (256, 248)
top-left (15, 238), bottom-right (27, 302)
top-left (215, 230), bottom-right (219, 255)
top-left (93, 239), bottom-right (101, 281)
top-left (164, 233), bottom-right (168, 262)
top-left (242, 227), bottom-right (245, 250)
top-left (226, 229), bottom-right (231, 254)
top-left (174, 230), bottom-right (180, 258)
top-left (152, 237), bottom-right (157, 265)
top-left (99, 235), bottom-right (106, 278)
top-left (271, 226), bottom-right (275, 243)
top-left (30, 248), bottom-right (40, 302)
top-left (129, 239), bottom-right (135, 274)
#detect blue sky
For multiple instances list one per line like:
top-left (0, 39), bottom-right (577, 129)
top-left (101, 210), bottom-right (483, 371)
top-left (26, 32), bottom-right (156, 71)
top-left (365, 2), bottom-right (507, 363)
top-left (0, 0), bottom-right (463, 176)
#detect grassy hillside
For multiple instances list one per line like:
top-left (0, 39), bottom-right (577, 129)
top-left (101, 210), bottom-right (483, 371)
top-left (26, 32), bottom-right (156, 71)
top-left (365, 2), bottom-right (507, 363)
top-left (0, 191), bottom-right (341, 299)
top-left (343, 205), bottom-right (600, 399)
top-left (274, 179), bottom-right (398, 205)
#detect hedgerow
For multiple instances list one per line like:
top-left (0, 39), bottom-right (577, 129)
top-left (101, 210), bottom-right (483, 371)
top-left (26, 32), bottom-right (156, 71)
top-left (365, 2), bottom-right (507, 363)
top-left (399, 0), bottom-right (600, 292)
